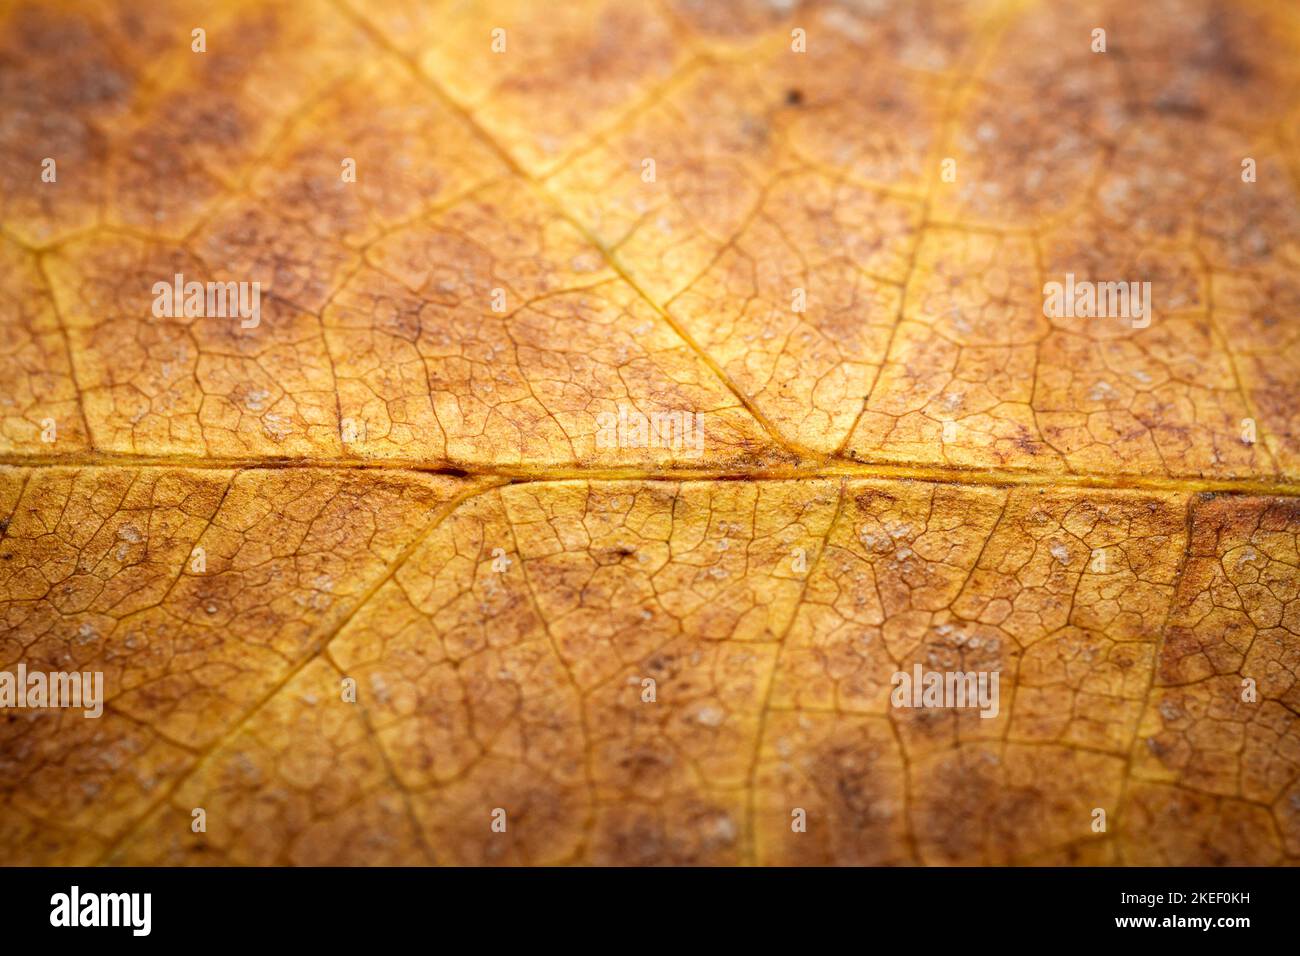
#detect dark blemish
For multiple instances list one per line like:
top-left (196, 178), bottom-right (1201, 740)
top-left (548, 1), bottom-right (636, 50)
top-left (1223, 57), bottom-right (1254, 82)
top-left (784, 88), bottom-right (804, 107)
top-left (645, 653), bottom-right (673, 675)
top-left (1152, 98), bottom-right (1207, 120)
top-left (1145, 737), bottom-right (1172, 760)
top-left (853, 490), bottom-right (897, 511)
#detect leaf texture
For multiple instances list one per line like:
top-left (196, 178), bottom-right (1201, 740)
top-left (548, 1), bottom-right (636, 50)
top-left (1, 0), bottom-right (1299, 865)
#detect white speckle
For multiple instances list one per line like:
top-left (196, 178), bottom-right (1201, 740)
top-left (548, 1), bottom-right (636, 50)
top-left (1049, 540), bottom-right (1071, 565)
top-left (858, 529), bottom-right (882, 550)
top-left (818, 6), bottom-right (868, 42)
top-left (886, 521), bottom-right (913, 540)
top-left (1087, 380), bottom-right (1116, 402)
top-left (707, 813), bottom-right (738, 842)
top-left (262, 414), bottom-right (292, 441)
top-left (695, 706), bottom-right (725, 727)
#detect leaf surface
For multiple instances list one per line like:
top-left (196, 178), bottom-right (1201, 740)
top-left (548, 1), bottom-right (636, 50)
top-left (1, 0), bottom-right (1299, 865)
